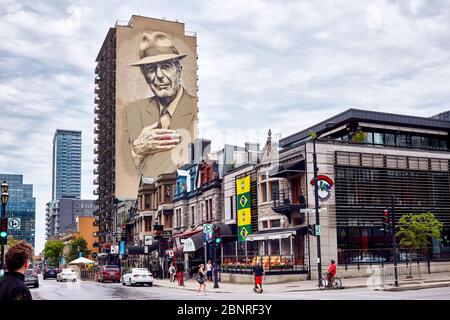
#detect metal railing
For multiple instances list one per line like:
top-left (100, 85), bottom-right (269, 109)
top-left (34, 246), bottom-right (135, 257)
top-left (221, 255), bottom-right (307, 275)
top-left (338, 247), bottom-right (450, 272)
top-left (80, 269), bottom-right (97, 281)
top-left (380, 265), bottom-right (422, 288)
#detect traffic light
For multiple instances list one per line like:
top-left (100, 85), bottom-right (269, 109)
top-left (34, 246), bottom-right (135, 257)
top-left (214, 227), bottom-right (221, 246)
top-left (381, 209), bottom-right (391, 233)
top-left (0, 217), bottom-right (7, 245)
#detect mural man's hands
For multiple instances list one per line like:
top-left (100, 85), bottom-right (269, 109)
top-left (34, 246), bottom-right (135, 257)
top-left (131, 122), bottom-right (181, 167)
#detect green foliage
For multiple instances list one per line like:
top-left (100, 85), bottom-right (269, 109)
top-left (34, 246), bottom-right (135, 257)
top-left (308, 130), bottom-right (318, 140)
top-left (43, 240), bottom-right (65, 265)
top-left (351, 131), bottom-right (366, 142)
top-left (396, 212), bottom-right (443, 250)
top-left (65, 236), bottom-right (91, 263)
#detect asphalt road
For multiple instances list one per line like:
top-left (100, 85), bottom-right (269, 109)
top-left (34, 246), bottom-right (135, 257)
top-left (31, 275), bottom-right (450, 300)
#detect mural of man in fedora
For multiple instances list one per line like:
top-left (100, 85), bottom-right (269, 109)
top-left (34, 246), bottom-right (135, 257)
top-left (125, 31), bottom-right (197, 171)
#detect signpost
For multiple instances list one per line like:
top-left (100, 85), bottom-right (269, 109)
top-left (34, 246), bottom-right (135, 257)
top-left (144, 235), bottom-right (153, 246)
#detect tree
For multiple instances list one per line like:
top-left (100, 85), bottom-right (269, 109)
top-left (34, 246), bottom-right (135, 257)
top-left (7, 235), bottom-right (18, 247)
top-left (43, 240), bottom-right (65, 266)
top-left (65, 236), bottom-right (91, 263)
top-left (396, 212), bottom-right (443, 277)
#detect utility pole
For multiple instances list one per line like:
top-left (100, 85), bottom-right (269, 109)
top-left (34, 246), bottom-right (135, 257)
top-left (391, 196), bottom-right (399, 287)
top-left (312, 136), bottom-right (322, 285)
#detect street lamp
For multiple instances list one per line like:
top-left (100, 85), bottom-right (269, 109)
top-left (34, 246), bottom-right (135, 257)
top-left (1, 181), bottom-right (9, 271)
top-left (309, 122), bottom-right (335, 285)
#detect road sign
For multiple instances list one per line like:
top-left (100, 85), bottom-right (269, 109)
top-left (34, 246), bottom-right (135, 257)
top-left (119, 241), bottom-right (125, 255)
top-left (144, 235), bottom-right (153, 246)
top-left (162, 230), bottom-right (172, 238)
top-left (315, 225), bottom-right (321, 236)
top-left (203, 223), bottom-right (212, 233)
top-left (8, 218), bottom-right (20, 230)
top-left (300, 208), bottom-right (327, 214)
top-left (110, 245), bottom-right (119, 254)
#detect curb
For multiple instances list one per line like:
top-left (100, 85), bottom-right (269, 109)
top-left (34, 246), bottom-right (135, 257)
top-left (382, 282), bottom-right (450, 292)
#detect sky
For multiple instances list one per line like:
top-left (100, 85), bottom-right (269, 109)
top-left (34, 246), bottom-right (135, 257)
top-left (0, 0), bottom-right (449, 254)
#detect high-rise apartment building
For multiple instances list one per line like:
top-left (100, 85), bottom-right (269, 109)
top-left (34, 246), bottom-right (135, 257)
top-left (0, 174), bottom-right (36, 247)
top-left (94, 15), bottom-right (198, 248)
top-left (52, 129), bottom-right (82, 201)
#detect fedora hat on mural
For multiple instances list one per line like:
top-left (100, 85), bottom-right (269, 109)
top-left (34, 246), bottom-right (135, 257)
top-left (131, 31), bottom-right (187, 66)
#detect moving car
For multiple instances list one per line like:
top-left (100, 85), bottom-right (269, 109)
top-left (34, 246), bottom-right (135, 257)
top-left (43, 266), bottom-right (58, 280)
top-left (57, 268), bottom-right (78, 282)
top-left (121, 268), bottom-right (154, 286)
top-left (98, 265), bottom-right (121, 283)
top-left (351, 255), bottom-right (386, 263)
top-left (25, 269), bottom-right (39, 288)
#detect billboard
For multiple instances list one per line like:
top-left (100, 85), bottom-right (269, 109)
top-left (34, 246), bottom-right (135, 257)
top-left (116, 16), bottom-right (198, 198)
top-left (236, 175), bottom-right (252, 241)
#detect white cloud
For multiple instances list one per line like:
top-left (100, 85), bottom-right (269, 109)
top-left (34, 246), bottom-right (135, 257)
top-left (0, 0), bottom-right (449, 253)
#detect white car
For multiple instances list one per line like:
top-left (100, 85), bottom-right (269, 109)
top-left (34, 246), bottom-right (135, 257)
top-left (121, 268), bottom-right (154, 286)
top-left (57, 268), bottom-right (78, 282)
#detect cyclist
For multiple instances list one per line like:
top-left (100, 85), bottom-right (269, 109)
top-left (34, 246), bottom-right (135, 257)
top-left (326, 259), bottom-right (337, 287)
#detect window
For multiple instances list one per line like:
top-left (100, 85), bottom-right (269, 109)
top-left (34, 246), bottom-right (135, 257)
top-left (270, 220), bottom-right (281, 228)
top-left (144, 194), bottom-right (151, 209)
top-left (396, 134), bottom-right (407, 147)
top-left (191, 206), bottom-right (195, 225)
top-left (144, 219), bottom-right (152, 232)
top-left (229, 196), bottom-right (234, 220)
top-left (385, 133), bottom-right (395, 146)
top-left (262, 221), bottom-right (268, 229)
top-left (164, 214), bottom-right (173, 229)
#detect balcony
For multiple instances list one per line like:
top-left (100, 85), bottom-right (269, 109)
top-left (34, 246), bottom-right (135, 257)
top-left (94, 156), bottom-right (99, 164)
top-left (93, 188), bottom-right (99, 195)
top-left (94, 86), bottom-right (100, 94)
top-left (94, 116), bottom-right (100, 124)
top-left (95, 76), bottom-right (101, 84)
top-left (271, 190), bottom-right (306, 224)
top-left (94, 96), bottom-right (100, 104)
top-left (93, 177), bottom-right (99, 185)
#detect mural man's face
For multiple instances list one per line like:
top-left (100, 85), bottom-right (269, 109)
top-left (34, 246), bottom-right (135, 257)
top-left (143, 60), bottom-right (181, 100)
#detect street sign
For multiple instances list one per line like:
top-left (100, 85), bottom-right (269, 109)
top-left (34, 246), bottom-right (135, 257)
top-left (8, 218), bottom-right (20, 230)
top-left (110, 245), bottom-right (119, 254)
top-left (203, 223), bottom-right (213, 241)
top-left (144, 246), bottom-right (149, 254)
top-left (119, 241), bottom-right (125, 255)
top-left (162, 230), bottom-right (172, 238)
top-left (300, 208), bottom-right (327, 214)
top-left (144, 235), bottom-right (153, 246)
top-left (315, 225), bottom-right (321, 236)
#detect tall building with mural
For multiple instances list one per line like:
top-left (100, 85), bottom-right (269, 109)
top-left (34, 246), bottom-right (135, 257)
top-left (0, 174), bottom-right (36, 247)
top-left (94, 15), bottom-right (198, 249)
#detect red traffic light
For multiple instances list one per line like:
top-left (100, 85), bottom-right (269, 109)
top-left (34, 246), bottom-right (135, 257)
top-left (383, 210), bottom-right (389, 216)
top-left (0, 217), bottom-right (7, 231)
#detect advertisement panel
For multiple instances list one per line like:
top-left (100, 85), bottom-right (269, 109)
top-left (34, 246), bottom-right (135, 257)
top-left (115, 16), bottom-right (198, 198)
top-left (236, 175), bottom-right (252, 241)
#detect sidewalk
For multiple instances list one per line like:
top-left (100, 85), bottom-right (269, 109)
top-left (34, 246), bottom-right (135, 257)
top-left (153, 271), bottom-right (450, 293)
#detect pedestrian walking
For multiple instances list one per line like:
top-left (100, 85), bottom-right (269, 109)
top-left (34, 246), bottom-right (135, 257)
top-left (0, 241), bottom-right (33, 301)
top-left (176, 261), bottom-right (185, 287)
top-left (252, 260), bottom-right (264, 293)
top-left (196, 263), bottom-right (206, 295)
top-left (206, 260), bottom-right (213, 282)
top-left (169, 263), bottom-right (176, 283)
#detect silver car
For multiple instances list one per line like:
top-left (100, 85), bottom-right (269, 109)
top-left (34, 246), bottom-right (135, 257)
top-left (25, 269), bottom-right (39, 288)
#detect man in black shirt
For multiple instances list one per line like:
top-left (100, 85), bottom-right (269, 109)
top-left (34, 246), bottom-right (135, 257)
top-left (252, 261), bottom-right (264, 293)
top-left (0, 241), bottom-right (33, 301)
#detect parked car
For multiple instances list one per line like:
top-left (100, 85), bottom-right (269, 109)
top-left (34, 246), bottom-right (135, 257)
top-left (399, 252), bottom-right (424, 262)
top-left (98, 265), bottom-right (121, 283)
top-left (57, 268), bottom-right (77, 282)
top-left (351, 255), bottom-right (386, 263)
top-left (43, 266), bottom-right (59, 280)
top-left (121, 268), bottom-right (154, 287)
top-left (25, 269), bottom-right (39, 288)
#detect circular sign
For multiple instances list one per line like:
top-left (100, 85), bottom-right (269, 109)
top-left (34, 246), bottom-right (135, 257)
top-left (8, 218), bottom-right (20, 230)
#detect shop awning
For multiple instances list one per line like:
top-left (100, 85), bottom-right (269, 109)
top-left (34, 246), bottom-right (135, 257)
top-left (126, 241), bottom-right (159, 255)
top-left (182, 222), bottom-right (237, 252)
top-left (245, 226), bottom-right (306, 241)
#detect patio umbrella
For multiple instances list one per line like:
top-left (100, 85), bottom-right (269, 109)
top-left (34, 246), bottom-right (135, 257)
top-left (68, 257), bottom-right (96, 265)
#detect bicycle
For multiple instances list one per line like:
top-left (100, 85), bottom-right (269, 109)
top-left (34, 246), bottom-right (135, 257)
top-left (318, 272), bottom-right (342, 290)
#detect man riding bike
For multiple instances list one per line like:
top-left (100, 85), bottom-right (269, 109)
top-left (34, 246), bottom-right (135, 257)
top-left (326, 259), bottom-right (336, 287)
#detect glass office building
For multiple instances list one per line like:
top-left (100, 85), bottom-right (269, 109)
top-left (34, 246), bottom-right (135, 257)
top-left (52, 129), bottom-right (81, 201)
top-left (0, 174), bottom-right (36, 247)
